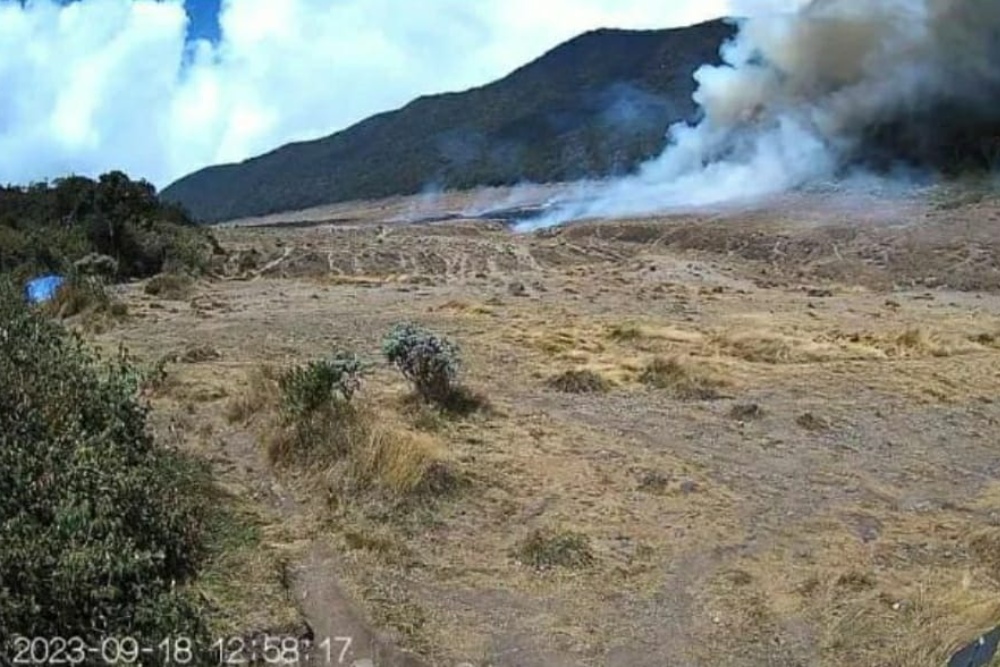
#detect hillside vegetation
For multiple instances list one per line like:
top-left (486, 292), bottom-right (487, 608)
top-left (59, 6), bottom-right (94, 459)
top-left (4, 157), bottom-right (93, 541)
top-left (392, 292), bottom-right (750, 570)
top-left (0, 281), bottom-right (210, 650)
top-left (0, 170), bottom-right (218, 282)
top-left (161, 21), bottom-right (735, 222)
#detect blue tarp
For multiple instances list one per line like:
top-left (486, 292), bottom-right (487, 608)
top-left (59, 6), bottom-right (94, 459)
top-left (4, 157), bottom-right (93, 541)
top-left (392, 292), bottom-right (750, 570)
top-left (25, 275), bottom-right (65, 305)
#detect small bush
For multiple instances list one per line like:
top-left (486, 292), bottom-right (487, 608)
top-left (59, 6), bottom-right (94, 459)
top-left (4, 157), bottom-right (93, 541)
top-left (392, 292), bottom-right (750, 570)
top-left (278, 352), bottom-right (368, 420)
top-left (382, 323), bottom-right (460, 404)
top-left (144, 273), bottom-right (194, 300)
top-left (639, 356), bottom-right (724, 400)
top-left (546, 369), bottom-right (611, 394)
top-left (0, 280), bottom-right (208, 646)
top-left (514, 528), bottom-right (595, 570)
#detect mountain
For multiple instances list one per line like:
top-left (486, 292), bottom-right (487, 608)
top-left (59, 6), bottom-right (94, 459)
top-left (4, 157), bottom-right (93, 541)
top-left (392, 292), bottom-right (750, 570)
top-left (161, 20), bottom-right (736, 223)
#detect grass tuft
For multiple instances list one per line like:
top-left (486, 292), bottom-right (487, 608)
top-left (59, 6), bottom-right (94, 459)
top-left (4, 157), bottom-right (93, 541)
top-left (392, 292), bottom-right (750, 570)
top-left (226, 365), bottom-right (278, 424)
top-left (546, 369), bottom-right (611, 394)
top-left (514, 527), bottom-right (595, 570)
top-left (145, 272), bottom-right (195, 300)
top-left (639, 356), bottom-right (725, 400)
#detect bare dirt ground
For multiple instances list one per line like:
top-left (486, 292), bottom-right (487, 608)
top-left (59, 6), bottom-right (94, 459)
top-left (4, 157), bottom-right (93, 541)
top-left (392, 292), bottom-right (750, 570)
top-left (95, 185), bottom-right (1000, 666)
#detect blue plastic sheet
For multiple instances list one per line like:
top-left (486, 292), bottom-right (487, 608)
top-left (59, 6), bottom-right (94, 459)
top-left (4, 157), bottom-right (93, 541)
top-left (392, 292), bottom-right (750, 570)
top-left (24, 275), bottom-right (65, 305)
top-left (949, 625), bottom-right (1000, 667)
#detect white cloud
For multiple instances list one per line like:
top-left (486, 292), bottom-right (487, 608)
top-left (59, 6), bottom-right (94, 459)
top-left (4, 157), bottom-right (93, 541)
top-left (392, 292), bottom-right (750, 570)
top-left (0, 0), bottom-right (803, 189)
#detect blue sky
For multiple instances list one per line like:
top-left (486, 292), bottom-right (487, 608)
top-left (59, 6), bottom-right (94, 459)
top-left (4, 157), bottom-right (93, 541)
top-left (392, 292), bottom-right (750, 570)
top-left (182, 0), bottom-right (220, 42)
top-left (0, 0), bottom-right (805, 188)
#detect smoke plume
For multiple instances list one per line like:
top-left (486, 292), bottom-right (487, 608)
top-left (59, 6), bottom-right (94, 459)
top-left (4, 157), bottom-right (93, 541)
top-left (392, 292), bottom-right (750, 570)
top-left (518, 0), bottom-right (1000, 230)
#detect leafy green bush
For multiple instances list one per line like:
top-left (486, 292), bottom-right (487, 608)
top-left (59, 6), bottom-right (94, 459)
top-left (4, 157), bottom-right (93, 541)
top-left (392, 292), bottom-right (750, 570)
top-left (0, 171), bottom-right (217, 282)
top-left (382, 323), bottom-right (460, 404)
top-left (0, 281), bottom-right (208, 649)
top-left (278, 352), bottom-right (368, 420)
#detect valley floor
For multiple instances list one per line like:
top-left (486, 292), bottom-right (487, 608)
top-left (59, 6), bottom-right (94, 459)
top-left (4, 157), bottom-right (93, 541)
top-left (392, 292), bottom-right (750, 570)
top-left (96, 187), bottom-right (1000, 666)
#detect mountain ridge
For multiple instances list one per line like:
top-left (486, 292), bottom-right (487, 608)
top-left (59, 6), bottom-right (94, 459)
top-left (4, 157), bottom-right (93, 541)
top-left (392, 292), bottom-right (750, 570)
top-left (161, 19), bottom-right (736, 222)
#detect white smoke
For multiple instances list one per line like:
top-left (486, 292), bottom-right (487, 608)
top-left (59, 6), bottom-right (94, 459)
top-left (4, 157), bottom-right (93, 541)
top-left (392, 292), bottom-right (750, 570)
top-left (518, 0), bottom-right (1000, 230)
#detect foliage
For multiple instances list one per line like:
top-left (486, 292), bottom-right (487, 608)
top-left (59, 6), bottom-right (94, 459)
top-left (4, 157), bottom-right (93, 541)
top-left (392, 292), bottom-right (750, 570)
top-left (278, 352), bottom-right (369, 420)
top-left (382, 323), bottom-right (460, 404)
top-left (0, 171), bottom-right (217, 282)
top-left (0, 281), bottom-right (208, 649)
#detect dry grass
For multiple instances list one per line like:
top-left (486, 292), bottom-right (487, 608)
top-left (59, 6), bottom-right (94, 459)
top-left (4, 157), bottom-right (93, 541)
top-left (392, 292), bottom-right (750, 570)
top-left (709, 326), bottom-right (987, 365)
top-left (43, 278), bottom-right (128, 333)
top-left (179, 343), bottom-right (222, 363)
top-left (342, 413), bottom-right (455, 498)
top-left (191, 498), bottom-right (303, 637)
top-left (85, 198), bottom-right (1000, 666)
top-left (513, 527), bottom-right (595, 571)
top-left (226, 365), bottom-right (278, 424)
top-left (546, 368), bottom-right (612, 393)
top-left (639, 356), bottom-right (727, 399)
top-left (710, 329), bottom-right (854, 364)
top-left (266, 396), bottom-right (456, 503)
top-left (144, 272), bottom-right (195, 300)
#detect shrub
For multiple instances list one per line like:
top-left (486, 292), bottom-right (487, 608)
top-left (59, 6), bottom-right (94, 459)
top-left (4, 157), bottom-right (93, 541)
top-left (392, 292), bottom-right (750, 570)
top-left (278, 352), bottom-right (368, 420)
top-left (0, 280), bottom-right (208, 648)
top-left (382, 323), bottom-right (461, 404)
top-left (0, 172), bottom-right (216, 282)
top-left (268, 353), bottom-right (370, 466)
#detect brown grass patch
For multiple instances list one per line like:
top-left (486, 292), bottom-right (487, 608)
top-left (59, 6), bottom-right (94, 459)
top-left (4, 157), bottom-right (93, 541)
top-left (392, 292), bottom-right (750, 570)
top-left (179, 343), bottom-right (222, 363)
top-left (343, 414), bottom-right (455, 498)
top-left (43, 278), bottom-right (128, 332)
top-left (513, 527), bottom-right (595, 570)
top-left (192, 499), bottom-right (302, 637)
top-left (819, 327), bottom-right (985, 359)
top-left (144, 272), bottom-right (195, 300)
top-left (639, 356), bottom-right (727, 399)
top-left (711, 330), bottom-right (852, 364)
top-left (605, 322), bottom-right (644, 342)
top-left (226, 365), bottom-right (278, 423)
top-left (546, 369), bottom-right (612, 394)
top-left (267, 398), bottom-right (457, 503)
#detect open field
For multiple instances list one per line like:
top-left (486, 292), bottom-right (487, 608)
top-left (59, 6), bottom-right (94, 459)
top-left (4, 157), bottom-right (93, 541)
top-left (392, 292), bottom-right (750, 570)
top-left (92, 185), bottom-right (1000, 666)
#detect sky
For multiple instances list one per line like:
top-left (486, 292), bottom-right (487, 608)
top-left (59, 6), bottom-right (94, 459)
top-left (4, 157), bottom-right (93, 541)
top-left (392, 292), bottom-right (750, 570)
top-left (0, 0), bottom-right (806, 190)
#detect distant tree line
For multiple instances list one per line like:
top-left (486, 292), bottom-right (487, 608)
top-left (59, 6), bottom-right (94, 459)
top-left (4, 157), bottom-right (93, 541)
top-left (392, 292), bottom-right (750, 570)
top-left (0, 170), bottom-right (219, 282)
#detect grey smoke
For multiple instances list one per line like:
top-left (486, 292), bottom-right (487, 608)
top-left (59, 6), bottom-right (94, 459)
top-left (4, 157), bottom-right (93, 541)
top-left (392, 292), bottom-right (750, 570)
top-left (517, 0), bottom-right (1000, 231)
